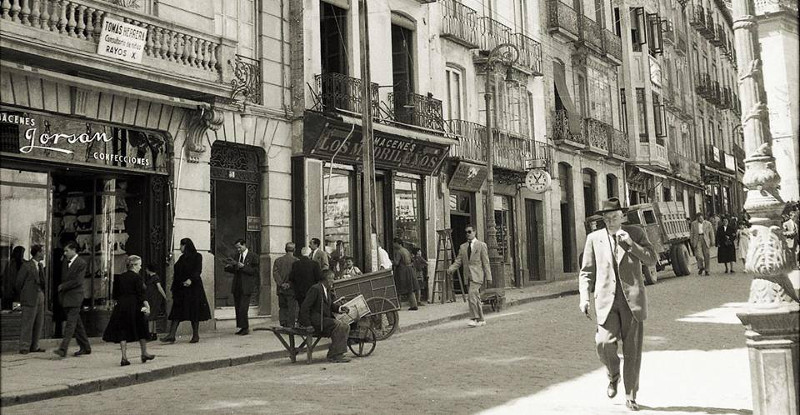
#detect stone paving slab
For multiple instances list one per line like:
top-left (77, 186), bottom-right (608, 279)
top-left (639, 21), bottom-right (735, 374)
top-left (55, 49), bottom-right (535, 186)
top-left (0, 278), bottom-right (583, 407)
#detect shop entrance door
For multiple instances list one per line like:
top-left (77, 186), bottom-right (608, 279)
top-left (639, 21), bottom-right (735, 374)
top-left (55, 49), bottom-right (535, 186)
top-left (525, 199), bottom-right (545, 282)
top-left (210, 143), bottom-right (263, 311)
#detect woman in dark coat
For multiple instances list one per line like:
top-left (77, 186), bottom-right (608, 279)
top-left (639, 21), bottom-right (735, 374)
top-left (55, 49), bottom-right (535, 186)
top-left (2, 246), bottom-right (25, 310)
top-left (102, 255), bottom-right (155, 366)
top-left (161, 238), bottom-right (210, 344)
top-left (393, 238), bottom-right (419, 311)
top-left (144, 263), bottom-right (167, 340)
top-left (716, 217), bottom-right (737, 273)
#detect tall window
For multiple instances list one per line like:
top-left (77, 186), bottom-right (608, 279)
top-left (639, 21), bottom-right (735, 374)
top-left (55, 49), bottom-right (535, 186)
top-left (588, 66), bottom-right (612, 123)
top-left (445, 67), bottom-right (464, 120)
top-left (392, 23), bottom-right (415, 93)
top-left (647, 13), bottom-right (663, 56)
top-left (636, 88), bottom-right (648, 142)
top-left (606, 174), bottom-right (619, 198)
top-left (323, 166), bottom-right (355, 257)
top-left (620, 89), bottom-right (628, 134)
top-left (583, 169), bottom-right (598, 218)
top-left (215, 0), bottom-right (257, 58)
top-left (631, 7), bottom-right (647, 52)
top-left (653, 92), bottom-right (665, 144)
top-left (320, 2), bottom-right (348, 75)
top-left (394, 176), bottom-right (424, 251)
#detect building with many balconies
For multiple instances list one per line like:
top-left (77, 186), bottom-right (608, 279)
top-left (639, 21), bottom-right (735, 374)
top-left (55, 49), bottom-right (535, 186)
top-left (0, 0), bottom-right (292, 337)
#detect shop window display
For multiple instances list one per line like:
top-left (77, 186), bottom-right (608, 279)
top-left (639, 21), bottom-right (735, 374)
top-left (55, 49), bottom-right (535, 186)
top-left (394, 178), bottom-right (423, 250)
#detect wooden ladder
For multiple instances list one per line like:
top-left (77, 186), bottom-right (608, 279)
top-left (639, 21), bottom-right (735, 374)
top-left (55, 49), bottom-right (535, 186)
top-left (432, 229), bottom-right (467, 304)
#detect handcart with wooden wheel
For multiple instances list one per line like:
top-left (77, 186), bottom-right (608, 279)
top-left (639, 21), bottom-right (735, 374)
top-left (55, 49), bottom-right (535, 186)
top-left (333, 268), bottom-right (400, 341)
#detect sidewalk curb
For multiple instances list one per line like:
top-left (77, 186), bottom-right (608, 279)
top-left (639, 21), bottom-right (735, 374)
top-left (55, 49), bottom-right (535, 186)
top-left (1, 287), bottom-right (578, 407)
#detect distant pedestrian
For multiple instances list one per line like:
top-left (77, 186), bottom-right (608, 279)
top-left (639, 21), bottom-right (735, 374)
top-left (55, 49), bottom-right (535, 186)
top-left (737, 223), bottom-right (750, 266)
top-left (578, 198), bottom-right (657, 411)
top-left (2, 246), bottom-right (24, 310)
top-left (161, 238), bottom-right (211, 344)
top-left (289, 247), bottom-right (322, 314)
top-left (102, 255), bottom-right (155, 366)
top-left (16, 245), bottom-right (46, 354)
top-left (53, 241), bottom-right (92, 358)
top-left (143, 264), bottom-right (167, 340)
top-left (273, 242), bottom-right (299, 327)
top-left (690, 213), bottom-right (713, 276)
top-left (447, 224), bottom-right (492, 327)
top-left (411, 248), bottom-right (428, 305)
top-left (393, 239), bottom-right (418, 311)
top-left (716, 217), bottom-right (737, 273)
top-left (225, 238), bottom-right (259, 335)
top-left (310, 238), bottom-right (330, 271)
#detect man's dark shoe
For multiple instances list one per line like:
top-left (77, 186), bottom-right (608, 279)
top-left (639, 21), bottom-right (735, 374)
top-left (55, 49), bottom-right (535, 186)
top-left (238, 329), bottom-right (250, 336)
top-left (73, 348), bottom-right (91, 357)
top-left (327, 356), bottom-right (351, 363)
top-left (160, 336), bottom-right (176, 344)
top-left (30, 348), bottom-right (46, 353)
top-left (19, 350), bottom-right (29, 355)
top-left (626, 400), bottom-right (640, 411)
top-left (607, 381), bottom-right (618, 398)
top-left (53, 349), bottom-right (66, 358)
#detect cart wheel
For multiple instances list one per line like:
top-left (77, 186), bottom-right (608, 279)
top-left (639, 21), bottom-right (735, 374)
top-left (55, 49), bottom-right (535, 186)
top-left (365, 297), bottom-right (399, 341)
top-left (490, 299), bottom-right (497, 312)
top-left (348, 327), bottom-right (376, 357)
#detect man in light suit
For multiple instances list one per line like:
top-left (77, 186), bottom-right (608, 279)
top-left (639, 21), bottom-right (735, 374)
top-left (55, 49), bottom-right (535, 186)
top-left (16, 245), bottom-right (47, 354)
top-left (225, 238), bottom-right (259, 335)
top-left (54, 241), bottom-right (91, 358)
top-left (447, 224), bottom-right (492, 328)
top-left (309, 238), bottom-right (330, 271)
top-left (579, 198), bottom-right (657, 412)
top-left (690, 212), bottom-right (713, 275)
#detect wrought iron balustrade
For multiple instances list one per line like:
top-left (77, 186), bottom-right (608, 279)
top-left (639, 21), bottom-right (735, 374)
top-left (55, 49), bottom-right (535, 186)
top-left (445, 119), bottom-right (487, 163)
top-left (610, 128), bottom-right (630, 159)
top-left (709, 81), bottom-right (722, 105)
top-left (492, 129), bottom-right (529, 171)
top-left (690, 5), bottom-right (706, 29)
top-left (547, 0), bottom-right (580, 40)
top-left (663, 22), bottom-right (675, 45)
top-left (711, 23), bottom-right (724, 46)
top-left (552, 109), bottom-right (587, 146)
top-left (514, 33), bottom-right (543, 75)
top-left (388, 90), bottom-right (445, 131)
top-left (702, 11), bottom-right (715, 39)
top-left (583, 117), bottom-right (611, 152)
top-left (755, 0), bottom-right (799, 15)
top-left (440, 0), bottom-right (480, 48)
top-left (603, 29), bottom-right (622, 64)
top-left (230, 55), bottom-right (262, 104)
top-left (579, 15), bottom-right (604, 53)
top-left (315, 72), bottom-right (379, 115)
top-left (478, 17), bottom-right (513, 52)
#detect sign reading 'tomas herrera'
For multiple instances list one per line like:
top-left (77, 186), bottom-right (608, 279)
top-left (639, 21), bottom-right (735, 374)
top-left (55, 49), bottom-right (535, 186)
top-left (97, 17), bottom-right (147, 64)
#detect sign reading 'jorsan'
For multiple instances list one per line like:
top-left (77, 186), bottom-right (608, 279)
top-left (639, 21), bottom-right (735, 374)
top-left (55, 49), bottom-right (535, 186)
top-left (97, 17), bottom-right (147, 64)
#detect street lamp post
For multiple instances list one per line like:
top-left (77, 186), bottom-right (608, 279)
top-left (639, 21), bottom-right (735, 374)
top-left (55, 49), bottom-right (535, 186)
top-left (730, 0), bottom-right (799, 414)
top-left (483, 43), bottom-right (519, 295)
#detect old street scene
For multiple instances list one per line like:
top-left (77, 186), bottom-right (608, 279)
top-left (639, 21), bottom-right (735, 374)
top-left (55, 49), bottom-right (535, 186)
top-left (0, 0), bottom-right (798, 414)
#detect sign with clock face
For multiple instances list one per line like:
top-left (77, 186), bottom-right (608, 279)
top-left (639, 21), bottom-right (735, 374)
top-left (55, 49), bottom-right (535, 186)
top-left (525, 169), bottom-right (551, 193)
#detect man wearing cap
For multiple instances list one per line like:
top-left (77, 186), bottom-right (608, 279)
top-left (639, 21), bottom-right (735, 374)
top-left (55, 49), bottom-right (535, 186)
top-left (579, 198), bottom-right (657, 411)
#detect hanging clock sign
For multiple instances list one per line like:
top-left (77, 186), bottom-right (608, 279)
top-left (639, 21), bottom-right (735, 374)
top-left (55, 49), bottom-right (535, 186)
top-left (525, 169), bottom-right (551, 193)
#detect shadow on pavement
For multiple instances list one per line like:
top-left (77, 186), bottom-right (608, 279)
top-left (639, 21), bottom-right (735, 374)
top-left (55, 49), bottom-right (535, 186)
top-left (638, 405), bottom-right (752, 414)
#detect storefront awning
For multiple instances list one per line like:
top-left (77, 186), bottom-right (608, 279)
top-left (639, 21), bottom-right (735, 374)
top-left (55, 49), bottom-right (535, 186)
top-left (449, 161), bottom-right (488, 192)
top-left (632, 166), bottom-right (668, 179)
top-left (303, 111), bottom-right (452, 176)
top-left (702, 164), bottom-right (736, 180)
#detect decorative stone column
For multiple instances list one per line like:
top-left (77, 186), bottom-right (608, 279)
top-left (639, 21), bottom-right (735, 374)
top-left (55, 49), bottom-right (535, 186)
top-left (731, 0), bottom-right (800, 414)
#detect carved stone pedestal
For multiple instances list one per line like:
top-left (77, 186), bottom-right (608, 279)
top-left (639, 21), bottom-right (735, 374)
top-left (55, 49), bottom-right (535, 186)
top-left (737, 303), bottom-right (800, 415)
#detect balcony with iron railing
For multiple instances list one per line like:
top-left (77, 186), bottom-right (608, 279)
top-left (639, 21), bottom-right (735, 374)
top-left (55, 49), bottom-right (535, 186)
top-left (314, 73), bottom-right (379, 115)
top-left (732, 91), bottom-right (741, 115)
top-left (610, 128), bottom-right (630, 160)
top-left (478, 16), bottom-right (514, 54)
top-left (720, 86), bottom-right (732, 109)
top-left (514, 33), bottom-right (544, 75)
top-left (552, 109), bottom-right (587, 148)
top-left (547, 0), bottom-right (580, 42)
top-left (445, 119), bottom-right (487, 163)
top-left (690, 5), bottom-right (707, 29)
top-left (702, 11), bottom-right (716, 39)
top-left (0, 0), bottom-right (239, 100)
top-left (440, 0), bottom-right (480, 49)
top-left (389, 90), bottom-right (445, 132)
top-left (663, 21), bottom-right (676, 45)
top-left (709, 81), bottom-right (722, 105)
top-left (755, 0), bottom-right (799, 16)
top-left (695, 73), bottom-right (711, 98)
top-left (604, 29), bottom-right (623, 64)
top-left (579, 15), bottom-right (604, 55)
top-left (492, 129), bottom-right (531, 171)
top-left (584, 117), bottom-right (611, 155)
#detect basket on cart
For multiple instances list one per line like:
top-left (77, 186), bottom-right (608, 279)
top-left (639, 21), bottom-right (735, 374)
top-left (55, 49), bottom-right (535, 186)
top-left (333, 269), bottom-right (400, 340)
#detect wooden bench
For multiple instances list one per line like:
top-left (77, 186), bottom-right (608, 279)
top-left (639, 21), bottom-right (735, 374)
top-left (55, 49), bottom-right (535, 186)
top-left (255, 326), bottom-right (327, 364)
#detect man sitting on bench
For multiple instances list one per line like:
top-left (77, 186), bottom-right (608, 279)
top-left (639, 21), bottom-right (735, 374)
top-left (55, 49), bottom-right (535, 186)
top-left (299, 270), bottom-right (351, 363)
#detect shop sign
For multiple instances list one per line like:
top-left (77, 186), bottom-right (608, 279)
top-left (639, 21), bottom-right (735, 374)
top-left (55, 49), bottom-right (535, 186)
top-left (525, 169), bottom-right (551, 194)
top-left (724, 153), bottom-right (735, 171)
top-left (246, 216), bottom-right (261, 231)
top-left (449, 162), bottom-right (487, 192)
top-left (712, 146), bottom-right (721, 163)
top-left (305, 115), bottom-right (449, 176)
top-left (97, 17), bottom-right (147, 64)
top-left (0, 109), bottom-right (168, 173)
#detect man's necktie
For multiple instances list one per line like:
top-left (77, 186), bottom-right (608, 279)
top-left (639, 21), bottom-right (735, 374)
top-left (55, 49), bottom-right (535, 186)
top-left (468, 242), bottom-right (472, 260)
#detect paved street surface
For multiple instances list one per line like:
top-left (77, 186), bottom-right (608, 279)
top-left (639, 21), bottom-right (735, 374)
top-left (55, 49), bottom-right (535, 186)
top-left (4, 265), bottom-right (754, 415)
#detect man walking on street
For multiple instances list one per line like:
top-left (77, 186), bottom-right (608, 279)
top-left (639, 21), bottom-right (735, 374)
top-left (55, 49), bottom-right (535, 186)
top-left (579, 198), bottom-right (657, 411)
top-left (690, 213), bottom-right (713, 276)
top-left (16, 245), bottom-right (47, 354)
top-left (54, 241), bottom-right (91, 358)
top-left (447, 224), bottom-right (491, 328)
top-left (289, 247), bottom-right (322, 313)
top-left (310, 238), bottom-right (330, 271)
top-left (273, 242), bottom-right (299, 327)
top-left (225, 239), bottom-right (259, 335)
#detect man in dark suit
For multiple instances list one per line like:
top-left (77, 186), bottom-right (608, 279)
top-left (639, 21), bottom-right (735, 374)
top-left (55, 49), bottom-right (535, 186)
top-left (273, 242), bottom-right (299, 327)
top-left (299, 270), bottom-right (350, 363)
top-left (579, 198), bottom-right (657, 411)
top-left (225, 238), bottom-right (259, 335)
top-left (54, 241), bottom-right (91, 358)
top-left (289, 247), bottom-right (322, 312)
top-left (16, 245), bottom-right (47, 354)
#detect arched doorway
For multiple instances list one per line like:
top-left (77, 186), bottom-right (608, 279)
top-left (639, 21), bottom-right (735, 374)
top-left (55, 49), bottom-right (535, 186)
top-left (210, 142), bottom-right (264, 310)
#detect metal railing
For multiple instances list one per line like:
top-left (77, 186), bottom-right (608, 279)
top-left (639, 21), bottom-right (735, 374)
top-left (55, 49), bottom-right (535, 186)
top-left (610, 128), bottom-right (630, 159)
top-left (584, 117), bottom-right (611, 152)
top-left (492, 129), bottom-right (530, 171)
top-left (702, 11), bottom-right (715, 39)
top-left (553, 109), bottom-right (587, 145)
top-left (709, 81), bottom-right (722, 105)
top-left (445, 119), bottom-right (487, 163)
top-left (604, 29), bottom-right (623, 63)
top-left (755, 0), bottom-right (798, 15)
top-left (315, 72), bottom-right (379, 115)
top-left (690, 5), bottom-right (706, 29)
top-left (231, 55), bottom-right (262, 104)
top-left (711, 23), bottom-right (724, 46)
top-left (580, 15), bottom-right (604, 53)
top-left (389, 90), bottom-right (445, 131)
top-left (440, 0), bottom-right (480, 48)
top-left (547, 0), bottom-right (580, 39)
top-left (514, 32), bottom-right (543, 75)
top-left (478, 16), bottom-right (513, 53)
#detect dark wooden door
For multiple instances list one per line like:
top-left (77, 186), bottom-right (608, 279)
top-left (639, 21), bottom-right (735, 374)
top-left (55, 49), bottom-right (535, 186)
top-left (525, 199), bottom-right (545, 282)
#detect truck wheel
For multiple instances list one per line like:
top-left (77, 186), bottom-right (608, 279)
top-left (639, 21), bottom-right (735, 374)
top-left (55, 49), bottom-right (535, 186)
top-left (643, 265), bottom-right (657, 285)
top-left (670, 244), bottom-right (691, 276)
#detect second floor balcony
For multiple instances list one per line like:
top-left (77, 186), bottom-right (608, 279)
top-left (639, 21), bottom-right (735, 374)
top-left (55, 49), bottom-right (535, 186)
top-left (604, 29), bottom-right (623, 64)
top-left (579, 15), bottom-right (604, 55)
top-left (553, 109), bottom-right (587, 148)
top-left (702, 11), bottom-right (716, 40)
top-left (712, 24), bottom-right (725, 47)
top-left (514, 33), bottom-right (544, 76)
top-left (440, 0), bottom-right (480, 49)
top-left (315, 72), bottom-right (379, 115)
top-left (547, 0), bottom-right (580, 42)
top-left (444, 119), bottom-right (532, 171)
top-left (389, 90), bottom-right (445, 132)
top-left (478, 16), bottom-right (514, 54)
top-left (552, 110), bottom-right (628, 160)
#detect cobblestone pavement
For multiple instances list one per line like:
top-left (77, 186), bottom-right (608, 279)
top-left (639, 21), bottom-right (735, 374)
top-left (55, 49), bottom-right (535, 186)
top-left (4, 266), bottom-right (754, 415)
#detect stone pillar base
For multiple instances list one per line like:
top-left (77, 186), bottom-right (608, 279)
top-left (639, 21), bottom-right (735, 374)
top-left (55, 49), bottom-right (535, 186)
top-left (737, 304), bottom-right (800, 415)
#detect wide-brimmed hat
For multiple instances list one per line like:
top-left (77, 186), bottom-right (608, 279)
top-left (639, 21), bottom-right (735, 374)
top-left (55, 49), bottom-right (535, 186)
top-left (595, 197), bottom-right (628, 214)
